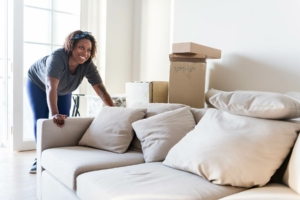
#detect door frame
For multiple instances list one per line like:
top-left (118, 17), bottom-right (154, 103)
top-left (13, 0), bottom-right (36, 151)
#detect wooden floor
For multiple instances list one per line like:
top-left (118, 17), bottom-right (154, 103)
top-left (0, 148), bottom-right (38, 200)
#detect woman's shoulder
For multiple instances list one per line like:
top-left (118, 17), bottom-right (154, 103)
top-left (47, 48), bottom-right (68, 63)
top-left (51, 48), bottom-right (67, 57)
top-left (83, 59), bottom-right (97, 68)
top-left (42, 48), bottom-right (68, 71)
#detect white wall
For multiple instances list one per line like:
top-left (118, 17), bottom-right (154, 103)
top-left (172, 0), bottom-right (300, 93)
top-left (100, 0), bottom-right (171, 94)
top-left (105, 0), bottom-right (134, 94)
top-left (79, 0), bottom-right (133, 115)
top-left (80, 0), bottom-right (136, 96)
top-left (80, 0), bottom-right (170, 114)
top-left (131, 0), bottom-right (171, 82)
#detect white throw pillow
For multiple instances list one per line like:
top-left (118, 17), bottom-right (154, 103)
top-left (285, 91), bottom-right (300, 103)
top-left (78, 106), bottom-right (147, 153)
top-left (128, 102), bottom-right (186, 118)
top-left (163, 109), bottom-right (300, 188)
top-left (127, 102), bottom-right (187, 151)
top-left (205, 88), bottom-right (225, 107)
top-left (209, 90), bottom-right (300, 119)
top-left (132, 107), bottom-right (196, 162)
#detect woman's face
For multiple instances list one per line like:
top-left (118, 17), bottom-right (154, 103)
top-left (70, 38), bottom-right (92, 65)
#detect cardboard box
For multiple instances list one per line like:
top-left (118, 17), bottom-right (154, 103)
top-left (168, 60), bottom-right (206, 108)
top-left (169, 53), bottom-right (206, 63)
top-left (126, 81), bottom-right (168, 107)
top-left (172, 42), bottom-right (221, 59)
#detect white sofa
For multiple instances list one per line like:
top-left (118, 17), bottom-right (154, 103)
top-left (37, 99), bottom-right (300, 200)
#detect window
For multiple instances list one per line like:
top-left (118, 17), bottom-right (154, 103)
top-left (0, 0), bottom-right (12, 147)
top-left (6, 0), bottom-right (82, 151)
top-left (22, 0), bottom-right (81, 140)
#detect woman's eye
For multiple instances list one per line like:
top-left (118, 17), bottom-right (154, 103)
top-left (79, 46), bottom-right (84, 49)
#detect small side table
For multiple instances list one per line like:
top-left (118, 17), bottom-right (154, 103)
top-left (72, 94), bottom-right (85, 117)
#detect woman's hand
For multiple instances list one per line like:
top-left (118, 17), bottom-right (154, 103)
top-left (92, 83), bottom-right (114, 106)
top-left (52, 114), bottom-right (67, 127)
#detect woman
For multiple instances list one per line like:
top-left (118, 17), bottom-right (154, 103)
top-left (26, 30), bottom-right (114, 173)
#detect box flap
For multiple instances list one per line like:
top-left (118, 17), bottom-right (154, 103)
top-left (172, 42), bottom-right (221, 59)
top-left (169, 54), bottom-right (206, 63)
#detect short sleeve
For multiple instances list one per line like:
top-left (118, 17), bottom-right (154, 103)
top-left (45, 53), bottom-right (66, 80)
top-left (85, 61), bottom-right (102, 85)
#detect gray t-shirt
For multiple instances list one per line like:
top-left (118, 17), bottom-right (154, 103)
top-left (28, 48), bottom-right (102, 95)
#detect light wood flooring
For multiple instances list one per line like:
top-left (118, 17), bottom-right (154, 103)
top-left (0, 148), bottom-right (38, 200)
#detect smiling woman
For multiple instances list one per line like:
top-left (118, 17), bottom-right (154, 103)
top-left (11, 0), bottom-right (82, 153)
top-left (26, 30), bottom-right (114, 174)
top-left (68, 39), bottom-right (92, 71)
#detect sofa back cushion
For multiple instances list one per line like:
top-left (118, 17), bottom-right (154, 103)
top-left (190, 108), bottom-right (209, 124)
top-left (205, 88), bottom-right (224, 108)
top-left (128, 102), bottom-right (187, 118)
top-left (209, 90), bottom-right (300, 120)
top-left (283, 133), bottom-right (300, 195)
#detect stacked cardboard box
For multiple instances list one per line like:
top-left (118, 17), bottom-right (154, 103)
top-left (168, 42), bottom-right (221, 108)
top-left (126, 81), bottom-right (168, 107)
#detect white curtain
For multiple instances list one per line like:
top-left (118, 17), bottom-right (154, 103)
top-left (80, 0), bottom-right (107, 92)
top-left (79, 0), bottom-right (107, 115)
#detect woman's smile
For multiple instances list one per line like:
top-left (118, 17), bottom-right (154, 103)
top-left (69, 38), bottom-right (92, 67)
top-left (78, 55), bottom-right (87, 62)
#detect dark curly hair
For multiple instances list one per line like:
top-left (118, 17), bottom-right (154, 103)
top-left (63, 30), bottom-right (97, 63)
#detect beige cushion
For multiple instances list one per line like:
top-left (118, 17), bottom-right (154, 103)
top-left (128, 102), bottom-right (187, 151)
top-left (41, 146), bottom-right (144, 190)
top-left (42, 170), bottom-right (81, 200)
top-left (163, 109), bottom-right (300, 188)
top-left (220, 183), bottom-right (300, 199)
top-left (132, 107), bottom-right (196, 162)
top-left (285, 91), bottom-right (300, 103)
top-left (284, 134), bottom-right (300, 195)
top-left (209, 91), bottom-right (300, 119)
top-left (205, 88), bottom-right (225, 107)
top-left (128, 102), bottom-right (186, 118)
top-left (128, 135), bottom-right (143, 152)
top-left (78, 106), bottom-right (146, 153)
top-left (77, 162), bottom-right (245, 200)
top-left (190, 107), bottom-right (209, 124)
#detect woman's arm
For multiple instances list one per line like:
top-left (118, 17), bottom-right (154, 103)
top-left (46, 77), bottom-right (67, 127)
top-left (92, 83), bottom-right (114, 106)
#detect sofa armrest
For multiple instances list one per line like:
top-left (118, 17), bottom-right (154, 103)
top-left (37, 117), bottom-right (94, 151)
top-left (36, 117), bottom-right (93, 200)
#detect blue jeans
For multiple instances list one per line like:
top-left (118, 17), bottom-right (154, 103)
top-left (26, 79), bottom-right (72, 142)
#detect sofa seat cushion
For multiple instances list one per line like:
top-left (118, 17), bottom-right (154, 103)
top-left (76, 162), bottom-right (246, 200)
top-left (220, 183), bottom-right (300, 199)
top-left (42, 146), bottom-right (144, 191)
